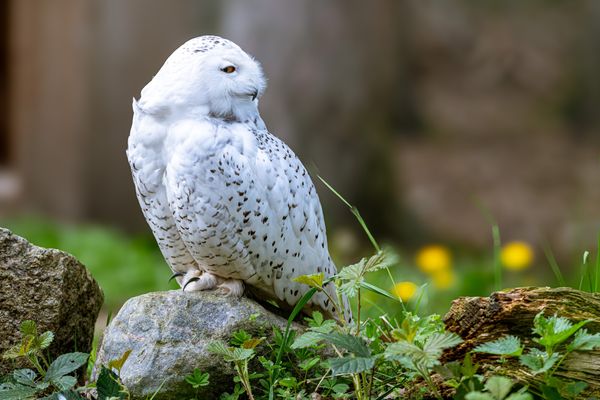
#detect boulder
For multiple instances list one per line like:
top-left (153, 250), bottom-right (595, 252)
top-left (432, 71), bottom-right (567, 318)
top-left (94, 290), bottom-right (300, 399)
top-left (0, 228), bottom-right (103, 376)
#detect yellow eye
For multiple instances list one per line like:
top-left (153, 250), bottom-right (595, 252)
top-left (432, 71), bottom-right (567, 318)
top-left (221, 65), bottom-right (236, 73)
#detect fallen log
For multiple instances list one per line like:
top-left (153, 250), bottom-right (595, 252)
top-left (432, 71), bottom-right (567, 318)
top-left (442, 287), bottom-right (600, 398)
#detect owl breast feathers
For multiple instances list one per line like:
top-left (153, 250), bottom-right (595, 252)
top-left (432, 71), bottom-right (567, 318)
top-left (127, 35), bottom-right (351, 322)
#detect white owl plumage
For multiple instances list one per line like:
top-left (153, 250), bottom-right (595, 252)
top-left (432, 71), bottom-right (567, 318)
top-left (127, 35), bottom-right (350, 321)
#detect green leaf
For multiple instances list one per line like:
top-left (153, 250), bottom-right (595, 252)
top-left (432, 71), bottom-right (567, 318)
top-left (532, 313), bottom-right (590, 349)
top-left (20, 320), bottom-right (37, 337)
top-left (336, 261), bottom-right (365, 298)
top-left (185, 368), bottom-right (210, 388)
top-left (461, 353), bottom-right (479, 378)
top-left (385, 341), bottom-right (438, 368)
top-left (484, 376), bottom-right (513, 400)
top-left (318, 333), bottom-right (371, 357)
top-left (0, 384), bottom-right (38, 400)
top-left (207, 341), bottom-right (254, 362)
top-left (465, 393), bottom-right (494, 400)
top-left (97, 366), bottom-right (125, 400)
top-left (13, 369), bottom-right (37, 387)
top-left (360, 281), bottom-right (402, 302)
top-left (230, 330), bottom-right (253, 347)
top-left (291, 332), bottom-right (323, 349)
top-left (293, 273), bottom-right (324, 289)
top-left (51, 375), bottom-right (77, 391)
top-left (331, 383), bottom-right (350, 394)
top-left (44, 352), bottom-right (89, 382)
top-left (310, 319), bottom-right (337, 334)
top-left (207, 341), bottom-right (232, 357)
top-left (328, 356), bottom-right (375, 375)
top-left (519, 349), bottom-right (559, 374)
top-left (505, 393), bottom-right (533, 400)
top-left (567, 329), bottom-right (600, 351)
top-left (540, 384), bottom-right (563, 400)
top-left (107, 350), bottom-right (131, 373)
top-left (562, 380), bottom-right (587, 397)
top-left (423, 332), bottom-right (463, 356)
top-left (474, 336), bottom-right (523, 357)
top-left (307, 311), bottom-right (323, 326)
top-left (298, 357), bottom-right (320, 371)
top-left (3, 344), bottom-right (22, 359)
top-left (364, 249), bottom-right (399, 272)
top-left (386, 332), bottom-right (462, 371)
top-left (37, 331), bottom-right (54, 350)
top-left (278, 377), bottom-right (297, 388)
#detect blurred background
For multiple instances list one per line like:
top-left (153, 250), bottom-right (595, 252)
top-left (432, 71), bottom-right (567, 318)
top-left (1, 0), bottom-right (599, 318)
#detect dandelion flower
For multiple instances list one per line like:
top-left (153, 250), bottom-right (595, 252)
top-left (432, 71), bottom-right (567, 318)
top-left (432, 269), bottom-right (455, 289)
top-left (393, 281), bottom-right (418, 301)
top-left (415, 245), bottom-right (452, 274)
top-left (501, 241), bottom-right (534, 271)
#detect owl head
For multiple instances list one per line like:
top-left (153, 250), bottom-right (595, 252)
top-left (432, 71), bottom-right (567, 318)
top-left (139, 36), bottom-right (266, 122)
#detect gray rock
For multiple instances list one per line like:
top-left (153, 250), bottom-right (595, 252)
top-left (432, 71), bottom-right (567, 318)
top-left (94, 290), bottom-right (300, 399)
top-left (0, 228), bottom-right (103, 376)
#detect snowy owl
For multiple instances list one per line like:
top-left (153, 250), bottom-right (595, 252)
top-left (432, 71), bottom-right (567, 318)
top-left (127, 35), bottom-right (350, 322)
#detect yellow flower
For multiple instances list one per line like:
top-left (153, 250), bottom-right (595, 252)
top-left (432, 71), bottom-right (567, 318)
top-left (393, 281), bottom-right (418, 301)
top-left (415, 245), bottom-right (452, 274)
top-left (501, 241), bottom-right (534, 271)
top-left (432, 269), bottom-right (455, 289)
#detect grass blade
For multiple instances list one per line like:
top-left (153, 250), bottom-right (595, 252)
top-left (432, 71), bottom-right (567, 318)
top-left (542, 242), bottom-right (565, 287)
top-left (269, 288), bottom-right (317, 400)
top-left (317, 175), bottom-right (380, 253)
top-left (596, 234), bottom-right (600, 292)
top-left (580, 251), bottom-right (590, 291)
top-left (360, 281), bottom-right (406, 312)
top-left (492, 224), bottom-right (502, 292)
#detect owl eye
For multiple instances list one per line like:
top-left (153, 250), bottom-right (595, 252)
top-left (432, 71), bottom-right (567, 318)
top-left (221, 65), bottom-right (236, 74)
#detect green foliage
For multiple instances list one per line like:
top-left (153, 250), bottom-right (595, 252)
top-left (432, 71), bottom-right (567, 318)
top-left (474, 336), bottom-right (523, 357)
top-left (0, 320), bottom-right (138, 400)
top-left (465, 376), bottom-right (532, 400)
top-left (336, 249), bottom-right (398, 298)
top-left (474, 311), bottom-right (600, 399)
top-left (184, 368), bottom-right (210, 396)
top-left (185, 369), bottom-right (210, 389)
top-left (208, 340), bottom-right (257, 400)
top-left (1, 320), bottom-right (89, 399)
top-left (96, 366), bottom-right (127, 400)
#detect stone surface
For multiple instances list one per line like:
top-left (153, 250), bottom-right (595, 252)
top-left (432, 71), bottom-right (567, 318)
top-left (0, 228), bottom-right (103, 376)
top-left (94, 290), bottom-right (301, 400)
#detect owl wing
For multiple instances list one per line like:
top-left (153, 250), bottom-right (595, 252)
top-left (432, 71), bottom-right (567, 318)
top-left (163, 119), bottom-right (342, 318)
top-left (127, 101), bottom-right (199, 277)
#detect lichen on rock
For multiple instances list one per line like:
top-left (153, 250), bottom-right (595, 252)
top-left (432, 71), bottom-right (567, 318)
top-left (0, 227), bottom-right (103, 376)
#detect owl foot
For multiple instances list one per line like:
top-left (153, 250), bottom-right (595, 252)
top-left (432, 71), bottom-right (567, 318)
top-left (216, 279), bottom-right (244, 297)
top-left (182, 270), bottom-right (218, 292)
top-left (169, 272), bottom-right (184, 284)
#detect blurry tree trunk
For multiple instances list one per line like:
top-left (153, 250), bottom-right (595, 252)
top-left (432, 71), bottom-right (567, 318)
top-left (223, 0), bottom-right (417, 241)
top-left (9, 0), bottom-right (92, 220)
top-left (85, 0), bottom-right (225, 229)
top-left (442, 287), bottom-right (600, 398)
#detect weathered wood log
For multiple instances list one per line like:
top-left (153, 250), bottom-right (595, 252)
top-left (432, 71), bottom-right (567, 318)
top-left (442, 287), bottom-right (600, 397)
